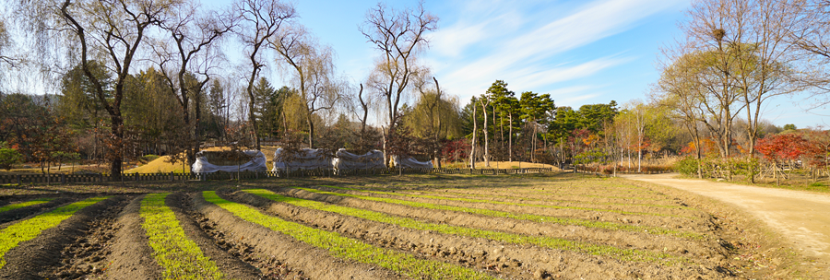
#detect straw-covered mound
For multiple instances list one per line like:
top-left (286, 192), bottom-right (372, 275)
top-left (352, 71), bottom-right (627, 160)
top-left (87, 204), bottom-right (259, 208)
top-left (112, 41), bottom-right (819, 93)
top-left (332, 149), bottom-right (386, 173)
top-left (192, 150), bottom-right (267, 174)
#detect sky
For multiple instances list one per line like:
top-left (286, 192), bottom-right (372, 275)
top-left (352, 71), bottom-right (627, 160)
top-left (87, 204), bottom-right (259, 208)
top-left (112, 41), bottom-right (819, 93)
top-left (258, 0), bottom-right (829, 128)
top-left (7, 0), bottom-right (827, 128)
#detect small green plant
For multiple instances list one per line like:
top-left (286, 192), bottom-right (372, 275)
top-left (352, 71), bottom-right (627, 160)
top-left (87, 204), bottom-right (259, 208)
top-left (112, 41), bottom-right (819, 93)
top-left (0, 196), bottom-right (109, 269)
top-left (203, 191), bottom-right (495, 280)
top-left (245, 189), bottom-right (683, 263)
top-left (297, 187), bottom-right (701, 239)
top-left (140, 193), bottom-right (223, 280)
top-left (0, 198), bottom-right (54, 213)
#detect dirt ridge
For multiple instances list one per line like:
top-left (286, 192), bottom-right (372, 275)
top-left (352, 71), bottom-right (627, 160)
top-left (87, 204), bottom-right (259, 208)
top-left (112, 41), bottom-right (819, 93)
top-left (189, 191), bottom-right (402, 280)
top-left (283, 187), bottom-right (722, 259)
top-left (229, 189), bottom-right (727, 279)
top-left (105, 195), bottom-right (164, 280)
top-left (166, 192), bottom-right (263, 279)
top-left (0, 196), bottom-right (125, 279)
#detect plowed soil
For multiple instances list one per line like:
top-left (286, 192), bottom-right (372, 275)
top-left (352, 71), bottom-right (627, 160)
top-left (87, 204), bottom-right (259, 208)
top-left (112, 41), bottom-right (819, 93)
top-left (0, 173), bottom-right (822, 279)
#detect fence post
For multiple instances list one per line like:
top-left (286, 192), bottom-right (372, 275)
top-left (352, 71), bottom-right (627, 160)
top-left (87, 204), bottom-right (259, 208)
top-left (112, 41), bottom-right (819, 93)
top-left (170, 172), bottom-right (174, 181)
top-left (61, 174), bottom-right (66, 184)
top-left (16, 174), bottom-right (21, 185)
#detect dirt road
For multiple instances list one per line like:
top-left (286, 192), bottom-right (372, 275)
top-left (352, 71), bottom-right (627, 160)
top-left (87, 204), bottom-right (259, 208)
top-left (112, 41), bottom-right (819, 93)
top-left (628, 173), bottom-right (830, 263)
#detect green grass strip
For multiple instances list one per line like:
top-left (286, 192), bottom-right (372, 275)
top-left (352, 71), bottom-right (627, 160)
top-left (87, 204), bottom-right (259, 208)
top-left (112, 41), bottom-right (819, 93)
top-left (325, 185), bottom-right (685, 218)
top-left (0, 198), bottom-right (55, 213)
top-left (297, 187), bottom-right (701, 240)
top-left (245, 189), bottom-right (682, 264)
top-left (203, 191), bottom-right (495, 280)
top-left (0, 196), bottom-right (108, 269)
top-left (140, 193), bottom-right (223, 280)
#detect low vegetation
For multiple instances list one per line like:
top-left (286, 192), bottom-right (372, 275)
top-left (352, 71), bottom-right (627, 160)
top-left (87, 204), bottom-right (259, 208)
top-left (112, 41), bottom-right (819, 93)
top-left (246, 189), bottom-right (680, 263)
top-left (203, 191), bottom-right (496, 280)
top-left (296, 186), bottom-right (700, 239)
top-left (140, 193), bottom-right (223, 279)
top-left (0, 196), bottom-right (108, 269)
top-left (324, 185), bottom-right (687, 218)
top-left (0, 198), bottom-right (54, 213)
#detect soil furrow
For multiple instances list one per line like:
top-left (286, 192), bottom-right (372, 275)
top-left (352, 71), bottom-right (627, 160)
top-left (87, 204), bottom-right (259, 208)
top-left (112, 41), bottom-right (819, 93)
top-left (414, 187), bottom-right (688, 208)
top-left (51, 196), bottom-right (131, 279)
top-left (188, 191), bottom-right (400, 280)
top-left (105, 195), bottom-right (164, 280)
top-left (0, 196), bottom-right (124, 279)
top-left (356, 187), bottom-right (701, 218)
top-left (280, 187), bottom-right (724, 260)
top-left (180, 194), bottom-right (306, 279)
top-left (228, 189), bottom-right (727, 279)
top-left (166, 192), bottom-right (262, 279)
top-left (311, 185), bottom-right (706, 232)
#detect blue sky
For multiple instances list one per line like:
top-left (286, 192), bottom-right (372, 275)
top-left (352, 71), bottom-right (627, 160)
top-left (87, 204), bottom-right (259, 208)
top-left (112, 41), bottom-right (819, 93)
top-left (151, 0), bottom-right (830, 128)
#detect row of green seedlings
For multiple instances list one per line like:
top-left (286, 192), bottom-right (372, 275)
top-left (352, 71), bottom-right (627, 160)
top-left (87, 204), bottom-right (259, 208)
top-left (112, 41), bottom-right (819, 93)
top-left (294, 186), bottom-right (702, 240)
top-left (139, 193), bottom-right (223, 279)
top-left (326, 185), bottom-right (693, 218)
top-left (243, 189), bottom-right (684, 264)
top-left (396, 187), bottom-right (690, 210)
top-left (202, 191), bottom-right (497, 280)
top-left (0, 197), bottom-right (109, 269)
top-left (516, 185), bottom-right (670, 201)
top-left (387, 180), bottom-right (670, 200)
top-left (0, 198), bottom-right (55, 213)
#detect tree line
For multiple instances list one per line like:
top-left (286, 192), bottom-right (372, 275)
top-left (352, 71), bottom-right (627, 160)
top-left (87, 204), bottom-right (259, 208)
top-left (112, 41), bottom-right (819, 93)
top-left (1, 0), bottom-right (829, 180)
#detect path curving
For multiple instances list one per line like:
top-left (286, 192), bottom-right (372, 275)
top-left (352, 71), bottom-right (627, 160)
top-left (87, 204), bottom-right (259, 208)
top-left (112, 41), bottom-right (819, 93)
top-left (626, 173), bottom-right (830, 263)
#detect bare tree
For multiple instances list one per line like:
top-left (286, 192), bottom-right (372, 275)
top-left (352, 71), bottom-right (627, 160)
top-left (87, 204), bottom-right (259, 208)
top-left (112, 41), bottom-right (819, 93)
top-left (361, 2), bottom-right (437, 165)
top-left (153, 1), bottom-right (234, 171)
top-left (479, 94), bottom-right (491, 167)
top-left (273, 25), bottom-right (341, 149)
top-left (413, 74), bottom-right (446, 168)
top-left (234, 0), bottom-right (295, 150)
top-left (656, 56), bottom-right (707, 178)
top-left (790, 0), bottom-right (830, 106)
top-left (469, 99), bottom-right (477, 169)
top-left (674, 0), bottom-right (805, 181)
top-left (59, 0), bottom-right (173, 178)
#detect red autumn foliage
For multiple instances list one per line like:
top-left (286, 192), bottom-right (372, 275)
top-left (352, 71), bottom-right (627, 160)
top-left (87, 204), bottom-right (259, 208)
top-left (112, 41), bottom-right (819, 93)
top-left (755, 133), bottom-right (808, 162)
top-left (799, 129), bottom-right (830, 167)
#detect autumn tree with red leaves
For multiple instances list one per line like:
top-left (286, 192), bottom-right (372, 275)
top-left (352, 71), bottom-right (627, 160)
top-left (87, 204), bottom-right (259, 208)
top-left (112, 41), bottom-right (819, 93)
top-left (756, 133), bottom-right (809, 185)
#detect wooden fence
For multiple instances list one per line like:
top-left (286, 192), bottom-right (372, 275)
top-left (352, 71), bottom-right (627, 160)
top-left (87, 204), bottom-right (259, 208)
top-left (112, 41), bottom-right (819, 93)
top-left (572, 165), bottom-right (673, 176)
top-left (0, 167), bottom-right (554, 185)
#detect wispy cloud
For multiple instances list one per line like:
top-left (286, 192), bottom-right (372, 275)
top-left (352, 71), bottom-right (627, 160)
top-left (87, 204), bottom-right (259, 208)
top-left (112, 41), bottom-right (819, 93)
top-left (426, 0), bottom-right (684, 104)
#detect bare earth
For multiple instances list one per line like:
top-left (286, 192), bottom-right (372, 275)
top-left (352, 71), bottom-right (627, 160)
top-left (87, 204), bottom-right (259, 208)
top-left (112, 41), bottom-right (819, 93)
top-left (627, 174), bottom-right (830, 263)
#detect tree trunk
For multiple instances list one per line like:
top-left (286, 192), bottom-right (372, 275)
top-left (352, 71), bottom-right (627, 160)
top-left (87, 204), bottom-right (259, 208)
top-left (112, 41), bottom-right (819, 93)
top-left (481, 101), bottom-right (489, 167)
top-left (508, 113), bottom-right (513, 162)
top-left (110, 115), bottom-right (123, 178)
top-left (307, 115), bottom-right (314, 148)
top-left (470, 105), bottom-right (477, 169)
top-left (194, 88), bottom-right (202, 169)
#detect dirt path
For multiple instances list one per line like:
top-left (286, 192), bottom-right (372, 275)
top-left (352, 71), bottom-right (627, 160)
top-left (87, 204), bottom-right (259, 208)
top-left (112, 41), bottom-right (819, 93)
top-left (627, 173), bottom-right (830, 262)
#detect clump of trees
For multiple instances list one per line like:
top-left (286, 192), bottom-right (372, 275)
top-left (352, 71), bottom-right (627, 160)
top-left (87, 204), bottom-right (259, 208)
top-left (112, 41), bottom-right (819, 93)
top-left (1, 0), bottom-right (829, 180)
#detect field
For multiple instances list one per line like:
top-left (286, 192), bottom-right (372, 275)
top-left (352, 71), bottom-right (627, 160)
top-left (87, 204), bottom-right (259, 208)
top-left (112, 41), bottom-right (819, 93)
top-left (0, 173), bottom-right (816, 279)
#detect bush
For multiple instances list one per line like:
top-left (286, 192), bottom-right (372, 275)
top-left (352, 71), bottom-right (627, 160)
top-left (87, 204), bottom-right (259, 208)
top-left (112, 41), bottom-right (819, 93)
top-left (674, 157), bottom-right (699, 176)
top-left (0, 148), bottom-right (23, 171)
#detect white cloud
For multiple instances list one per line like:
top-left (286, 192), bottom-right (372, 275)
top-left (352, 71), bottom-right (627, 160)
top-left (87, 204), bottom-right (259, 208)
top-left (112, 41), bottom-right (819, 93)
top-left (427, 0), bottom-right (685, 104)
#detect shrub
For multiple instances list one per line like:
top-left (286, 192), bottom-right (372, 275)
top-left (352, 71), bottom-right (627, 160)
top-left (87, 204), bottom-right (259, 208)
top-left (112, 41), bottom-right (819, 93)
top-left (675, 157), bottom-right (699, 176)
top-left (0, 148), bottom-right (22, 171)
